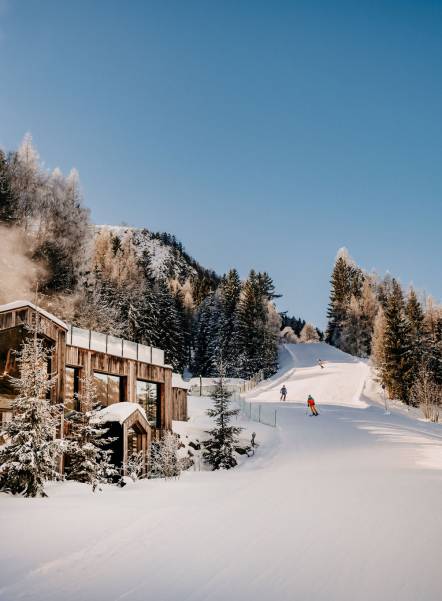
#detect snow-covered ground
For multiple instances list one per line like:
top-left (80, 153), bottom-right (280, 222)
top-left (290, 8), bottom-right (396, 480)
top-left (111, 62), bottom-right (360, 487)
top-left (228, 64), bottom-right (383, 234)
top-left (2, 343), bottom-right (442, 601)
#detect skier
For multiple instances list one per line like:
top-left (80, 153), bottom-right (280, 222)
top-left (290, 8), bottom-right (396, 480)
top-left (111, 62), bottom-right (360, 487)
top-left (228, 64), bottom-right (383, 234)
top-left (280, 385), bottom-right (287, 401)
top-left (318, 359), bottom-right (325, 369)
top-left (307, 394), bottom-right (319, 416)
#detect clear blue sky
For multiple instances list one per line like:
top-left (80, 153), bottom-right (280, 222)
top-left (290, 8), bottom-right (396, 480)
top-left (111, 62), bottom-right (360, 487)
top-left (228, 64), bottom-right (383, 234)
top-left (1, 1), bottom-right (442, 328)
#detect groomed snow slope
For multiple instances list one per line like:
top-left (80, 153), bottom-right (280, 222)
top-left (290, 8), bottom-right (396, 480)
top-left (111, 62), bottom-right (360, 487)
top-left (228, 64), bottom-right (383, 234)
top-left (2, 344), bottom-right (442, 601)
top-left (246, 342), bottom-right (369, 408)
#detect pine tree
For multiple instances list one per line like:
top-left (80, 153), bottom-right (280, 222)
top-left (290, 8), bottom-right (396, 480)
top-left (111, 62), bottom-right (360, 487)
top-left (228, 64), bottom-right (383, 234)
top-left (326, 250), bottom-right (362, 348)
top-left (65, 375), bottom-right (118, 491)
top-left (203, 365), bottom-right (242, 470)
top-left (0, 149), bottom-right (16, 223)
top-left (405, 288), bottom-right (425, 382)
top-left (382, 280), bottom-right (413, 402)
top-left (0, 329), bottom-right (61, 497)
top-left (218, 269), bottom-right (242, 374)
top-left (192, 292), bottom-right (221, 376)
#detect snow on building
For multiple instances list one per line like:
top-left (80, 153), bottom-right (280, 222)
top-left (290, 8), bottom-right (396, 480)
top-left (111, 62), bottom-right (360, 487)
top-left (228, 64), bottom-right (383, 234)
top-left (0, 301), bottom-right (188, 472)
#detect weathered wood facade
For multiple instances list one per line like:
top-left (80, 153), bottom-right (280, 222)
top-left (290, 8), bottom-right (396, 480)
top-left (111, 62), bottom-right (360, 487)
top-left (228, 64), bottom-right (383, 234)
top-left (0, 301), bottom-right (183, 469)
top-left (172, 388), bottom-right (188, 421)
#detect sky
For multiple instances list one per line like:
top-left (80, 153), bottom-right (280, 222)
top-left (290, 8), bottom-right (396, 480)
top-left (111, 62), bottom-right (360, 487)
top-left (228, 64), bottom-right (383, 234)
top-left (1, 0), bottom-right (442, 328)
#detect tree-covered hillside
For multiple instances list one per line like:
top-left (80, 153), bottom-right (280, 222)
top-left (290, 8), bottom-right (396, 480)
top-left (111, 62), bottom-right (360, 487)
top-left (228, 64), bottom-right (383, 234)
top-left (0, 135), bottom-right (283, 377)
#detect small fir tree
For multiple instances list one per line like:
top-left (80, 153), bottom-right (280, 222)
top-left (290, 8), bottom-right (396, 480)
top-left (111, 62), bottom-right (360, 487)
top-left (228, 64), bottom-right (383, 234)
top-left (65, 375), bottom-right (118, 491)
top-left (0, 329), bottom-right (61, 497)
top-left (203, 364), bottom-right (243, 470)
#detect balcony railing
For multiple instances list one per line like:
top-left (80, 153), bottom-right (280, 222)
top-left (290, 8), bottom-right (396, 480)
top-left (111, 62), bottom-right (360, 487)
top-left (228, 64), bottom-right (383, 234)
top-left (66, 325), bottom-right (165, 366)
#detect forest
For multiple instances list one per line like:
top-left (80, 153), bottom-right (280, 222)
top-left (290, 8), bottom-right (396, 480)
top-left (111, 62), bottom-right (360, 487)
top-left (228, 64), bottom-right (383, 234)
top-left (0, 134), bottom-right (287, 378)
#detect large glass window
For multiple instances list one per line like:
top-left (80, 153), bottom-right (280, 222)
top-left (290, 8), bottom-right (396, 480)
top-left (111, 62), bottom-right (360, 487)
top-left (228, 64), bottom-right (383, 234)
top-left (65, 367), bottom-right (80, 412)
top-left (136, 380), bottom-right (160, 427)
top-left (94, 372), bottom-right (125, 407)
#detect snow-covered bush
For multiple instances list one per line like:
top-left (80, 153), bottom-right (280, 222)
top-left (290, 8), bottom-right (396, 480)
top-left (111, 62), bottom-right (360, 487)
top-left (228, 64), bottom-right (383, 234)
top-left (149, 431), bottom-right (181, 479)
top-left (410, 364), bottom-right (442, 422)
top-left (123, 450), bottom-right (145, 482)
top-left (0, 329), bottom-right (62, 497)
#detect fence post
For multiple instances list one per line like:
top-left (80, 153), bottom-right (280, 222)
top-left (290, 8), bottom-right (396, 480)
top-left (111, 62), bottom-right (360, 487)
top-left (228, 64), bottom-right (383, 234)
top-left (259, 405), bottom-right (261, 423)
top-left (274, 410), bottom-right (277, 428)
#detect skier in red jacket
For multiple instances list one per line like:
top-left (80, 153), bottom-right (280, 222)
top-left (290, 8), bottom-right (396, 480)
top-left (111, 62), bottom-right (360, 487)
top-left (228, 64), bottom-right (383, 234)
top-left (307, 394), bottom-right (319, 416)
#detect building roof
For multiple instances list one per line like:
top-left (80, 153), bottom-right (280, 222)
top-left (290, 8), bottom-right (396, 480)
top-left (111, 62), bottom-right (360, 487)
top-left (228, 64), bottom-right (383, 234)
top-left (0, 300), bottom-right (68, 330)
top-left (92, 402), bottom-right (148, 425)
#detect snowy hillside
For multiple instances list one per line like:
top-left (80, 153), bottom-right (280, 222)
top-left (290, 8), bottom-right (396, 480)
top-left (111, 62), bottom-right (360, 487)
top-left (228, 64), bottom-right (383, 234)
top-left (3, 343), bottom-right (442, 600)
top-left (96, 225), bottom-right (216, 283)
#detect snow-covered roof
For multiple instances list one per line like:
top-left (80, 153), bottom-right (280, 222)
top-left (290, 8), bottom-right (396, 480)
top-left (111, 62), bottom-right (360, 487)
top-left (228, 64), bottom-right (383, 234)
top-left (0, 300), bottom-right (68, 330)
top-left (92, 402), bottom-right (147, 425)
top-left (172, 373), bottom-right (191, 390)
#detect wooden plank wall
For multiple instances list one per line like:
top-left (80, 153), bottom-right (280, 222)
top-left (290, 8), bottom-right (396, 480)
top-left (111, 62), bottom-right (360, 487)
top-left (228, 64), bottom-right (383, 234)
top-left (172, 388), bottom-right (188, 421)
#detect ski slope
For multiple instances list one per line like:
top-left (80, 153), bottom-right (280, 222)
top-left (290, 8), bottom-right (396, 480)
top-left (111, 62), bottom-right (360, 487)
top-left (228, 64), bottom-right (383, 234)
top-left (2, 343), bottom-right (442, 601)
top-left (246, 342), bottom-right (369, 408)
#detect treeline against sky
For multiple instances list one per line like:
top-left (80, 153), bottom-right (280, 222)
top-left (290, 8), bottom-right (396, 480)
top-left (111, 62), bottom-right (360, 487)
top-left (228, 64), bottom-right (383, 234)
top-left (0, 135), bottom-right (283, 377)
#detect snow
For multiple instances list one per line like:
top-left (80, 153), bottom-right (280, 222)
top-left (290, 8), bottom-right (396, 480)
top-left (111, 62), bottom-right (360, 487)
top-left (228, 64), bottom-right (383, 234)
top-left (172, 373), bottom-right (191, 390)
top-left (0, 300), bottom-right (68, 330)
top-left (92, 402), bottom-right (147, 425)
top-left (3, 343), bottom-right (442, 600)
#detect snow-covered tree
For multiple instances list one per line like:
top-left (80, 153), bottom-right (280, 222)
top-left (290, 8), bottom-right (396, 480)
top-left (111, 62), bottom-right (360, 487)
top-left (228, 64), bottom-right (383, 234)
top-left (299, 322), bottom-right (320, 343)
top-left (410, 362), bottom-right (442, 422)
top-left (65, 375), bottom-right (118, 491)
top-left (0, 329), bottom-right (61, 497)
top-left (149, 431), bottom-right (181, 479)
top-left (203, 366), bottom-right (242, 470)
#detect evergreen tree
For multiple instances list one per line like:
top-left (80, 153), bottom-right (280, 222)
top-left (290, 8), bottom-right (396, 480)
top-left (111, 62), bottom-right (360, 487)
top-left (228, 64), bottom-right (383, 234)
top-left (218, 269), bottom-right (242, 374)
top-left (405, 288), bottom-right (425, 381)
top-left (382, 280), bottom-right (413, 402)
top-left (203, 365), bottom-right (243, 470)
top-left (65, 375), bottom-right (118, 491)
top-left (235, 271), bottom-right (278, 378)
top-left (326, 250), bottom-right (363, 348)
top-left (0, 329), bottom-right (61, 497)
top-left (155, 278), bottom-right (187, 371)
top-left (192, 292), bottom-right (221, 376)
top-left (0, 149), bottom-right (16, 223)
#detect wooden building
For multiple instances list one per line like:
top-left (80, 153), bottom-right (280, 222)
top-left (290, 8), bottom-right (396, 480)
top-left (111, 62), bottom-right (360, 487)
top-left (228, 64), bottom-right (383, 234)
top-left (0, 300), bottom-right (188, 471)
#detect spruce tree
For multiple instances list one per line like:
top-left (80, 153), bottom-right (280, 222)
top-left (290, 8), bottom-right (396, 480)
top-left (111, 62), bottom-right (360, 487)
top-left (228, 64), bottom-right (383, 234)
top-left (405, 288), bottom-right (425, 381)
top-left (203, 365), bottom-right (243, 470)
top-left (0, 149), bottom-right (16, 223)
top-left (65, 375), bottom-right (118, 491)
top-left (382, 280), bottom-right (413, 402)
top-left (326, 251), bottom-right (358, 347)
top-left (0, 329), bottom-right (61, 497)
top-left (218, 269), bottom-right (242, 374)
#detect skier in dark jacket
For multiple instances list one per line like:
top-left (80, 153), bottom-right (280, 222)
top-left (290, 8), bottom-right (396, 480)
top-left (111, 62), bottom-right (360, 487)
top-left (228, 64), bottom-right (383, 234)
top-left (280, 385), bottom-right (287, 401)
top-left (307, 394), bottom-right (319, 416)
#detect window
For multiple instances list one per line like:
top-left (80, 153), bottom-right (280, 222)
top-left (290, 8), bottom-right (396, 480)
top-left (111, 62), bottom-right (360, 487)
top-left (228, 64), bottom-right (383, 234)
top-left (65, 367), bottom-right (80, 412)
top-left (94, 372), bottom-right (126, 407)
top-left (136, 380), bottom-right (160, 427)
